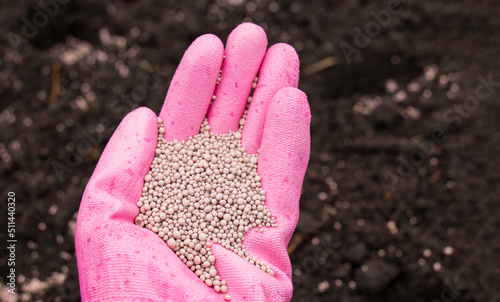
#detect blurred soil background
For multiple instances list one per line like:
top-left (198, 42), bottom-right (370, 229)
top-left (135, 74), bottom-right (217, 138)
top-left (1, 0), bottom-right (499, 301)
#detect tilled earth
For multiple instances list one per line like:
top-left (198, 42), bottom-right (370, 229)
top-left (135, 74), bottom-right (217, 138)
top-left (0, 0), bottom-right (499, 301)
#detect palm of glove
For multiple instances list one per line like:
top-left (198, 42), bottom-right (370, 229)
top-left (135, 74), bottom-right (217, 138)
top-left (76, 23), bottom-right (310, 302)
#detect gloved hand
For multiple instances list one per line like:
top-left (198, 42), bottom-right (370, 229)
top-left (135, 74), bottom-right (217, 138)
top-left (76, 23), bottom-right (310, 302)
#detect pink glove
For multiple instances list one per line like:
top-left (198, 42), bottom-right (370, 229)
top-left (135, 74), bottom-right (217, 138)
top-left (76, 23), bottom-right (310, 302)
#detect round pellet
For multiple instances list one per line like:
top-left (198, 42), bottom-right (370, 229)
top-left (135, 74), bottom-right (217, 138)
top-left (135, 114), bottom-right (276, 294)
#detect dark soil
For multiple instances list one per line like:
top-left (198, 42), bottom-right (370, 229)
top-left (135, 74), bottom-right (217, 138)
top-left (1, 0), bottom-right (499, 301)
